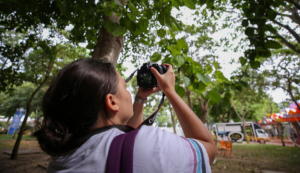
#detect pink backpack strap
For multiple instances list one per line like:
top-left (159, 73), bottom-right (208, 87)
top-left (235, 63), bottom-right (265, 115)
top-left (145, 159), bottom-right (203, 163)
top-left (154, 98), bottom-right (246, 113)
top-left (106, 129), bottom-right (139, 173)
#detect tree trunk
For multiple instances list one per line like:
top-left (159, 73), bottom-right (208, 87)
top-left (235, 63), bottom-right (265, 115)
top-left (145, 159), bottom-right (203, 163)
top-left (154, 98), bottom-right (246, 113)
top-left (185, 86), bottom-right (192, 109)
top-left (277, 122), bottom-right (286, 147)
top-left (92, 0), bottom-right (126, 68)
top-left (230, 100), bottom-right (249, 143)
top-left (220, 110), bottom-right (226, 122)
top-left (286, 117), bottom-right (297, 147)
top-left (241, 118), bottom-right (250, 143)
top-left (287, 79), bottom-right (300, 111)
top-left (10, 76), bottom-right (50, 160)
top-left (4, 116), bottom-right (11, 131)
top-left (228, 113), bottom-right (232, 122)
top-left (168, 102), bottom-right (177, 134)
top-left (34, 109), bottom-right (38, 132)
top-left (12, 126), bottom-right (20, 139)
top-left (198, 96), bottom-right (209, 123)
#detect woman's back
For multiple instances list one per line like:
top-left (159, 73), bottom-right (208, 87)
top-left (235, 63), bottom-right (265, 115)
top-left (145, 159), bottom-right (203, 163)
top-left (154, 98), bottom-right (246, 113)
top-left (48, 126), bottom-right (211, 173)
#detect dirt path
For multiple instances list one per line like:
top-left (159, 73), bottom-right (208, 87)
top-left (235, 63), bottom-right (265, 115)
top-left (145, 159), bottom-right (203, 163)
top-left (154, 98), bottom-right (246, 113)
top-left (0, 140), bottom-right (48, 173)
top-left (1, 140), bottom-right (299, 173)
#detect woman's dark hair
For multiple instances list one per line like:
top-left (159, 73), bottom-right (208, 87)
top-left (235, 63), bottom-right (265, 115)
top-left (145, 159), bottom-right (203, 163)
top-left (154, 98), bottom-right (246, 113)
top-left (34, 58), bottom-right (119, 156)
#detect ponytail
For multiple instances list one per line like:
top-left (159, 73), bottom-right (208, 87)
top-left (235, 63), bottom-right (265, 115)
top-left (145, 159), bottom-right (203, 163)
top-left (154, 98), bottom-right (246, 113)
top-left (34, 58), bottom-right (118, 156)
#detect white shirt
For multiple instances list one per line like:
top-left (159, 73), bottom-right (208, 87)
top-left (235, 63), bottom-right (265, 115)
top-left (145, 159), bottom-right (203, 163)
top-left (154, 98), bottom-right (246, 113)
top-left (48, 125), bottom-right (211, 173)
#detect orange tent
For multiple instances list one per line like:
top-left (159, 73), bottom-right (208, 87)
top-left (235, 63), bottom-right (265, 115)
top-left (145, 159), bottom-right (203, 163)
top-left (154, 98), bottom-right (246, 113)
top-left (280, 106), bottom-right (300, 122)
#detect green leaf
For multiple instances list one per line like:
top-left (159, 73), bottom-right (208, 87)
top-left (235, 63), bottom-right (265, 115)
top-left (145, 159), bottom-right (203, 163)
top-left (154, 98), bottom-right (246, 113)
top-left (104, 10), bottom-right (113, 17)
top-left (150, 52), bottom-right (161, 62)
top-left (125, 20), bottom-right (137, 32)
top-left (111, 23), bottom-right (126, 37)
top-left (170, 32), bottom-right (175, 39)
top-left (139, 19), bottom-right (149, 32)
top-left (250, 61), bottom-right (260, 69)
top-left (237, 81), bottom-right (248, 87)
top-left (175, 85), bottom-right (185, 98)
top-left (172, 19), bottom-right (183, 31)
top-left (257, 48), bottom-right (271, 57)
top-left (196, 82), bottom-right (206, 93)
top-left (175, 76), bottom-right (181, 85)
top-left (239, 57), bottom-right (247, 66)
top-left (127, 13), bottom-right (136, 21)
top-left (162, 56), bottom-right (172, 64)
top-left (86, 43), bottom-right (95, 49)
top-left (245, 27), bottom-right (255, 36)
top-left (215, 71), bottom-right (228, 83)
top-left (196, 73), bottom-right (211, 83)
top-left (157, 29), bottom-right (166, 38)
top-left (113, 0), bottom-right (122, 6)
top-left (213, 61), bottom-right (218, 70)
top-left (144, 10), bottom-right (153, 19)
top-left (183, 76), bottom-right (191, 86)
top-left (172, 0), bottom-right (180, 10)
top-left (224, 92), bottom-right (232, 100)
top-left (205, 64), bottom-right (213, 74)
top-left (266, 9), bottom-right (277, 20)
top-left (206, 0), bottom-right (214, 8)
top-left (177, 39), bottom-right (188, 50)
top-left (265, 24), bottom-right (277, 34)
top-left (242, 20), bottom-right (248, 27)
top-left (244, 49), bottom-right (256, 61)
top-left (184, 0), bottom-right (196, 9)
top-left (171, 54), bottom-right (185, 67)
top-left (265, 40), bottom-right (282, 49)
top-left (199, 0), bottom-right (206, 5)
top-left (208, 90), bottom-right (221, 103)
top-left (167, 46), bottom-right (181, 56)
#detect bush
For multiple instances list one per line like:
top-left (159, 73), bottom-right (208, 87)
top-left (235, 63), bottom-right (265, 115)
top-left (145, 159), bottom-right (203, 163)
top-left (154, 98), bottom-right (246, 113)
top-left (0, 129), bottom-right (8, 134)
top-left (24, 123), bottom-right (33, 131)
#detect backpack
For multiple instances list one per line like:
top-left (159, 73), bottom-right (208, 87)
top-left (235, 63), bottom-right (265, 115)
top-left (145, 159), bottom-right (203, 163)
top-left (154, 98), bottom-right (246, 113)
top-left (106, 129), bottom-right (139, 173)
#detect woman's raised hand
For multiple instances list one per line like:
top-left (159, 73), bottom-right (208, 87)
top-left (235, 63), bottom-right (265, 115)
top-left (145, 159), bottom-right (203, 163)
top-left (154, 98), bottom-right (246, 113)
top-left (136, 87), bottom-right (161, 100)
top-left (150, 64), bottom-right (175, 95)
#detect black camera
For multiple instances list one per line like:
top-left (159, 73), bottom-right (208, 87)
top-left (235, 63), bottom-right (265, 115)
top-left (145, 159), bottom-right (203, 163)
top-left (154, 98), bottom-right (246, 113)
top-left (137, 62), bottom-right (167, 89)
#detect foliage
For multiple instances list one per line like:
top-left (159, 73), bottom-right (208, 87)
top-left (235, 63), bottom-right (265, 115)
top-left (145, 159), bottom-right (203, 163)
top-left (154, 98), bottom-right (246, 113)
top-left (1, 0), bottom-right (298, 126)
top-left (0, 83), bottom-right (44, 119)
top-left (262, 48), bottom-right (300, 109)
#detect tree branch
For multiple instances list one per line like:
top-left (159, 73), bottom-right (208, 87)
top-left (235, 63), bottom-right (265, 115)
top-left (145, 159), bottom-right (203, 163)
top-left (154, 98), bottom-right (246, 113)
top-left (242, 103), bottom-right (248, 118)
top-left (278, 35), bottom-right (300, 54)
top-left (291, 7), bottom-right (300, 26)
top-left (230, 100), bottom-right (242, 120)
top-left (272, 20), bottom-right (300, 44)
top-left (198, 96), bottom-right (204, 108)
top-left (1, 58), bottom-right (8, 70)
top-left (287, 78), bottom-right (300, 111)
top-left (92, 0), bottom-right (127, 68)
top-left (288, 0), bottom-right (300, 10)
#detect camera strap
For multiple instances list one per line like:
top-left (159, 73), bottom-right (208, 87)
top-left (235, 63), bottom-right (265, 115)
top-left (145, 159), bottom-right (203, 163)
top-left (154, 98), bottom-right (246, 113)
top-left (125, 70), bottom-right (165, 129)
top-left (72, 125), bottom-right (136, 147)
top-left (125, 69), bottom-right (137, 83)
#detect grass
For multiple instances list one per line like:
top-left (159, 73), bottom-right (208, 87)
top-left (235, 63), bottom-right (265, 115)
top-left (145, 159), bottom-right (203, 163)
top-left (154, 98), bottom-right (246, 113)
top-left (0, 135), bottom-right (36, 149)
top-left (0, 134), bottom-right (36, 140)
top-left (212, 144), bottom-right (300, 173)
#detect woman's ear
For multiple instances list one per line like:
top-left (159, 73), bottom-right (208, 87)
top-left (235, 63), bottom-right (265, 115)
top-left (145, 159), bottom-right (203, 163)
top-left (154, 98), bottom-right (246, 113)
top-left (105, 94), bottom-right (120, 113)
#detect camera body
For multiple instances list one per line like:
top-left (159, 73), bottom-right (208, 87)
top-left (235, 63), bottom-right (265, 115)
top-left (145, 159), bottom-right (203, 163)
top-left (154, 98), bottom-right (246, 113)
top-left (137, 62), bottom-right (167, 89)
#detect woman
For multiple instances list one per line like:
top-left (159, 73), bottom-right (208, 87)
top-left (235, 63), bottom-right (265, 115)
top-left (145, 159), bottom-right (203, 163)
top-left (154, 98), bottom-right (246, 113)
top-left (34, 58), bottom-right (216, 173)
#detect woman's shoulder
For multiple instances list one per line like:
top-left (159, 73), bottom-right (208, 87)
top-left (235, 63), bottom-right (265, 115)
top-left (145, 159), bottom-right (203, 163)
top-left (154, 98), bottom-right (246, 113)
top-left (52, 128), bottom-right (124, 161)
top-left (133, 126), bottom-right (212, 173)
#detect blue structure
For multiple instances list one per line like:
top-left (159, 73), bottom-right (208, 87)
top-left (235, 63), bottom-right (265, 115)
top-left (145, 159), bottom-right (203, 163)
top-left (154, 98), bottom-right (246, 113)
top-left (7, 109), bottom-right (24, 135)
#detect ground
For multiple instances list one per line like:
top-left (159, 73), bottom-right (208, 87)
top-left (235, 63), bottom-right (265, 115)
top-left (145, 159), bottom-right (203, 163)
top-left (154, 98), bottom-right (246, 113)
top-left (212, 144), bottom-right (300, 173)
top-left (0, 140), bottom-right (48, 173)
top-left (0, 140), bottom-right (300, 173)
